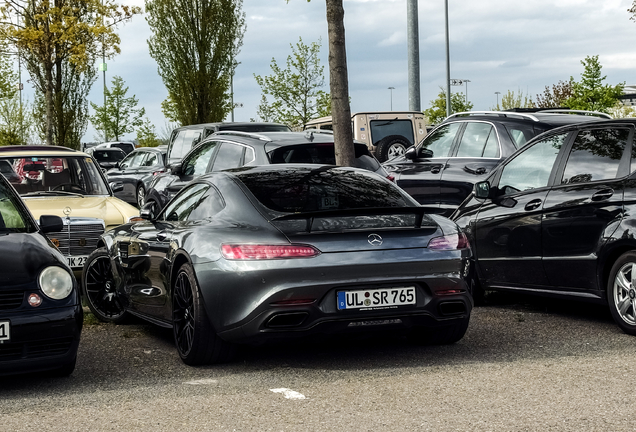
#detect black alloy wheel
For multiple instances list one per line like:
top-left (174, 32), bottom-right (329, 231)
top-left (172, 263), bottom-right (235, 365)
top-left (82, 247), bottom-right (128, 323)
top-left (608, 251), bottom-right (636, 335)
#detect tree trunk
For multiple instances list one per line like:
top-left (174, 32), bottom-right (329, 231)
top-left (326, 0), bottom-right (354, 167)
top-left (44, 66), bottom-right (54, 146)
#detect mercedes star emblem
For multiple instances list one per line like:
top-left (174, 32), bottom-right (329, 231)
top-left (368, 233), bottom-right (383, 246)
top-left (63, 206), bottom-right (72, 216)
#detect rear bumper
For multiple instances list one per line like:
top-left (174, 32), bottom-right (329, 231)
top-left (0, 305), bottom-right (83, 376)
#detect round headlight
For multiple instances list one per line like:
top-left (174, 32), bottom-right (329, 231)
top-left (38, 266), bottom-right (73, 300)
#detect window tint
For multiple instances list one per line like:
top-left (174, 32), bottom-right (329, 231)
top-left (499, 133), bottom-right (568, 193)
top-left (171, 129), bottom-right (203, 160)
top-left (141, 152), bottom-right (158, 167)
top-left (456, 123), bottom-right (499, 157)
top-left (370, 119), bottom-right (415, 145)
top-left (212, 143), bottom-right (244, 171)
top-left (505, 124), bottom-right (535, 148)
top-left (0, 181), bottom-right (33, 232)
top-left (268, 143), bottom-right (380, 172)
top-left (561, 128), bottom-right (629, 184)
top-left (419, 123), bottom-right (460, 158)
top-left (182, 141), bottom-right (218, 176)
top-left (187, 186), bottom-right (225, 221)
top-left (119, 152), bottom-right (141, 170)
top-left (163, 183), bottom-right (209, 222)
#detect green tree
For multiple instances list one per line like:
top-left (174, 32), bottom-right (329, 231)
top-left (90, 75), bottom-right (145, 141)
top-left (254, 37), bottom-right (330, 129)
top-left (492, 90), bottom-right (534, 111)
top-left (135, 117), bottom-right (160, 147)
top-left (535, 80), bottom-right (574, 108)
top-left (424, 88), bottom-right (473, 124)
top-left (0, 52), bottom-right (32, 145)
top-left (565, 55), bottom-right (624, 113)
top-left (0, 0), bottom-right (140, 145)
top-left (146, 0), bottom-right (246, 125)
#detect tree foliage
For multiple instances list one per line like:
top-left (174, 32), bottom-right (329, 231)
top-left (254, 37), bottom-right (330, 129)
top-left (90, 75), bottom-right (144, 141)
top-left (0, 0), bottom-right (140, 145)
top-left (146, 0), bottom-right (246, 125)
top-left (535, 80), bottom-right (574, 108)
top-left (564, 55), bottom-right (624, 113)
top-left (492, 90), bottom-right (534, 111)
top-left (424, 88), bottom-right (473, 124)
top-left (135, 117), bottom-right (160, 147)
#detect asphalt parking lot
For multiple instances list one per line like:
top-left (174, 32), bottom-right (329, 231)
top-left (2, 293), bottom-right (636, 431)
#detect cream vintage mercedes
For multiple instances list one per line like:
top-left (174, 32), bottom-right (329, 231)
top-left (0, 145), bottom-right (140, 270)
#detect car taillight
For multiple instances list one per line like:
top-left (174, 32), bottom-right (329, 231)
top-left (221, 244), bottom-right (321, 260)
top-left (427, 232), bottom-right (469, 250)
top-left (386, 174), bottom-right (395, 182)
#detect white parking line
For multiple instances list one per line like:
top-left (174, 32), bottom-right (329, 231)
top-left (183, 379), bottom-right (218, 385)
top-left (270, 388), bottom-right (306, 400)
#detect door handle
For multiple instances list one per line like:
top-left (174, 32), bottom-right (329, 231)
top-left (591, 189), bottom-right (614, 201)
top-left (431, 166), bottom-right (441, 174)
top-left (524, 199), bottom-right (542, 211)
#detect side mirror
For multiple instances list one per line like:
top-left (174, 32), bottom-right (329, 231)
top-left (170, 163), bottom-right (182, 175)
top-left (405, 147), bottom-right (417, 160)
top-left (110, 182), bottom-right (124, 193)
top-left (140, 202), bottom-right (156, 221)
top-left (474, 181), bottom-right (491, 199)
top-left (40, 215), bottom-right (63, 233)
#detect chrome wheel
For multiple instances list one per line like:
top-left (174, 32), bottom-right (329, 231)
top-left (612, 262), bottom-right (636, 326)
top-left (173, 270), bottom-right (195, 357)
top-left (387, 143), bottom-right (407, 159)
top-left (137, 186), bottom-right (146, 208)
top-left (83, 248), bottom-right (127, 323)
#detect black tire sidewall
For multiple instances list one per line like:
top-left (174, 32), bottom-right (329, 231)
top-left (81, 247), bottom-right (128, 324)
top-left (607, 251), bottom-right (636, 335)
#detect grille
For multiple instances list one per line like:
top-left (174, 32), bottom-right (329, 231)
top-left (0, 290), bottom-right (24, 310)
top-left (46, 218), bottom-right (105, 257)
top-left (0, 337), bottom-right (74, 361)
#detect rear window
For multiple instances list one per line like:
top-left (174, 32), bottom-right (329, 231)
top-left (111, 143), bottom-right (134, 154)
top-left (268, 143), bottom-right (381, 172)
top-left (237, 168), bottom-right (412, 214)
top-left (93, 150), bottom-right (125, 162)
top-left (370, 119), bottom-right (415, 146)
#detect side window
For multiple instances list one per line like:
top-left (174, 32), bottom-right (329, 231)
top-left (561, 128), bottom-right (629, 184)
top-left (419, 123), bottom-right (460, 158)
top-left (141, 152), bottom-right (158, 167)
top-left (505, 124), bottom-right (536, 149)
top-left (182, 141), bottom-right (218, 176)
top-left (163, 183), bottom-right (209, 222)
top-left (499, 133), bottom-right (568, 193)
top-left (187, 186), bottom-right (225, 220)
top-left (211, 143), bottom-right (244, 171)
top-left (482, 132), bottom-right (500, 158)
top-left (456, 123), bottom-right (498, 157)
top-left (170, 130), bottom-right (187, 159)
top-left (244, 147), bottom-right (255, 165)
top-left (120, 152), bottom-right (142, 170)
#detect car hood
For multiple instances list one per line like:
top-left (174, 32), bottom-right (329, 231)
top-left (0, 231), bottom-right (63, 286)
top-left (23, 196), bottom-right (139, 230)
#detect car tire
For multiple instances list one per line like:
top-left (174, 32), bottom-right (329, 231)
top-left (137, 185), bottom-right (146, 208)
top-left (375, 135), bottom-right (411, 162)
top-left (409, 315), bottom-right (470, 345)
top-left (82, 247), bottom-right (128, 324)
top-left (172, 263), bottom-right (236, 365)
top-left (607, 251), bottom-right (636, 335)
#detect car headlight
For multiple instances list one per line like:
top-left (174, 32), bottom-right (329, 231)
top-left (38, 266), bottom-right (73, 300)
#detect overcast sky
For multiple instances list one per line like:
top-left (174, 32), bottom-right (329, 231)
top-left (74, 0), bottom-right (636, 142)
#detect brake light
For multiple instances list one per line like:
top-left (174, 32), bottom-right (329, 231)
top-left (386, 174), bottom-right (395, 182)
top-left (427, 233), bottom-right (469, 250)
top-left (221, 244), bottom-right (321, 260)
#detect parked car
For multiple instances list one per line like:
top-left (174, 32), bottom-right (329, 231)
top-left (0, 174), bottom-right (82, 376)
top-left (106, 146), bottom-right (168, 207)
top-left (145, 131), bottom-right (391, 213)
top-left (452, 118), bottom-right (636, 335)
top-left (383, 109), bottom-right (608, 217)
top-left (83, 165), bottom-right (472, 365)
top-left (94, 141), bottom-right (136, 155)
top-left (167, 122), bottom-right (291, 165)
top-left (86, 147), bottom-right (127, 171)
top-left (0, 146), bottom-right (140, 271)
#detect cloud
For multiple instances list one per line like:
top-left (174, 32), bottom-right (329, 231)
top-left (378, 31), bottom-right (406, 47)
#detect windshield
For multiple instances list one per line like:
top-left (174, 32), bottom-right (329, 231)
top-left (0, 179), bottom-right (36, 233)
top-left (0, 156), bottom-right (111, 196)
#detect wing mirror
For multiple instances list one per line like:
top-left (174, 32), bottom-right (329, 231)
top-left (39, 215), bottom-right (63, 234)
top-left (405, 147), bottom-right (417, 160)
top-left (170, 163), bottom-right (182, 175)
top-left (140, 202), bottom-right (157, 221)
top-left (474, 181), bottom-right (491, 199)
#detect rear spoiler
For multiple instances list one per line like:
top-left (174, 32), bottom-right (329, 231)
top-left (271, 207), bottom-right (440, 233)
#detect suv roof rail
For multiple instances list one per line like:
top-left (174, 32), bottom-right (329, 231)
top-left (536, 109), bottom-right (612, 119)
top-left (303, 128), bottom-right (334, 135)
top-left (0, 145), bottom-right (78, 153)
top-left (445, 111), bottom-right (541, 122)
top-left (210, 131), bottom-right (272, 141)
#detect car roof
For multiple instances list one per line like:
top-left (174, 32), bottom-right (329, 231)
top-left (207, 130), bottom-right (366, 151)
top-left (173, 122), bottom-right (289, 132)
top-left (0, 145), bottom-right (88, 158)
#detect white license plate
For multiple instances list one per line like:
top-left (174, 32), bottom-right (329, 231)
top-left (337, 287), bottom-right (416, 310)
top-left (67, 255), bottom-right (89, 268)
top-left (0, 320), bottom-right (10, 342)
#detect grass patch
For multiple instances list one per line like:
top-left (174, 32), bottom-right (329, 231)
top-left (83, 312), bottom-right (102, 326)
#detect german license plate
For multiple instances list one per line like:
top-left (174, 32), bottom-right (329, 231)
top-left (337, 287), bottom-right (416, 310)
top-left (67, 255), bottom-right (89, 268)
top-left (0, 320), bottom-right (10, 342)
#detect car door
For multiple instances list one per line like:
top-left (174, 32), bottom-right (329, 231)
top-left (474, 132), bottom-right (570, 288)
top-left (542, 126), bottom-right (632, 291)
top-left (439, 121), bottom-right (503, 214)
top-left (165, 140), bottom-right (220, 198)
top-left (392, 122), bottom-right (461, 208)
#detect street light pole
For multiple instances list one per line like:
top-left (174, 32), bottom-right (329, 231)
top-left (388, 87), bottom-right (395, 111)
top-left (444, 0), bottom-right (451, 117)
top-left (495, 91), bottom-right (501, 108)
top-left (464, 79), bottom-right (471, 105)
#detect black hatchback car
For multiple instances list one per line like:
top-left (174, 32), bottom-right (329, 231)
top-left (145, 131), bottom-right (390, 212)
top-left (384, 110), bottom-right (607, 217)
top-left (452, 118), bottom-right (636, 335)
top-left (0, 175), bottom-right (82, 376)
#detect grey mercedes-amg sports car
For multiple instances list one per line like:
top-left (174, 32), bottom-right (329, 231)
top-left (82, 165), bottom-right (472, 365)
